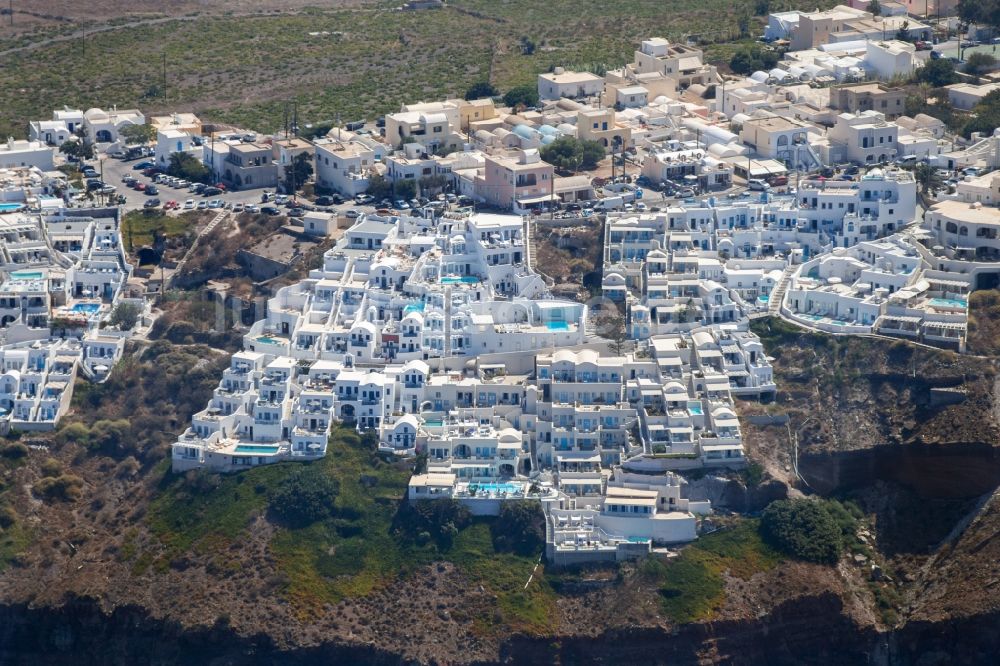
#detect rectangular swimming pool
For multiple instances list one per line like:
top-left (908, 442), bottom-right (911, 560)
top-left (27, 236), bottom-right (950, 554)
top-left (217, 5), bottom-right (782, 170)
top-left (929, 297), bottom-right (967, 309)
top-left (0, 204), bottom-right (24, 213)
top-left (256, 336), bottom-right (279, 344)
top-left (71, 303), bottom-right (101, 314)
top-left (688, 401), bottom-right (703, 416)
top-left (422, 418), bottom-right (443, 427)
top-left (546, 321), bottom-right (570, 331)
top-left (441, 276), bottom-right (479, 285)
top-left (470, 482), bottom-right (522, 494)
top-left (10, 271), bottom-right (42, 280)
top-left (234, 444), bottom-right (280, 454)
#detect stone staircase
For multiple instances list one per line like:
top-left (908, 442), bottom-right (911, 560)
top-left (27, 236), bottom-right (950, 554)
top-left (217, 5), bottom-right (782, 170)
top-left (768, 265), bottom-right (797, 315)
top-left (169, 209), bottom-right (229, 287)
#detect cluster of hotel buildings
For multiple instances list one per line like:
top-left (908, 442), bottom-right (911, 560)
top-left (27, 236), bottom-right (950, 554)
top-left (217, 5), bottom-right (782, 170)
top-left (14, 5), bottom-right (1000, 560)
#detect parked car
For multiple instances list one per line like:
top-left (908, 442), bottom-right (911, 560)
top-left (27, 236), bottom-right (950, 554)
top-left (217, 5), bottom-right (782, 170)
top-left (99, 185), bottom-right (117, 195)
top-left (133, 182), bottom-right (146, 191)
top-left (143, 198), bottom-right (161, 209)
top-left (245, 204), bottom-right (260, 214)
top-left (145, 185), bottom-right (159, 196)
top-left (202, 187), bottom-right (222, 196)
top-left (207, 199), bottom-right (224, 209)
top-left (183, 199), bottom-right (195, 210)
top-left (769, 175), bottom-right (789, 186)
top-left (747, 178), bottom-right (771, 192)
top-left (394, 200), bottom-right (410, 210)
top-left (261, 205), bottom-right (281, 216)
top-left (274, 194), bottom-right (289, 205)
top-left (314, 195), bottom-right (336, 207)
top-left (345, 209), bottom-right (361, 218)
top-left (197, 201), bottom-right (208, 210)
top-left (288, 208), bottom-right (305, 218)
top-left (133, 161), bottom-right (155, 170)
top-left (192, 183), bottom-right (207, 194)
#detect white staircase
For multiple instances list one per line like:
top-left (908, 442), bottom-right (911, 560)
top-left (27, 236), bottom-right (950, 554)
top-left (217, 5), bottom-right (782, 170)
top-left (768, 265), bottom-right (796, 315)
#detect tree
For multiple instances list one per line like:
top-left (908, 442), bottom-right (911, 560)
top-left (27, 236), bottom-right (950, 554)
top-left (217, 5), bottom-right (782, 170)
top-left (283, 152), bottom-right (314, 194)
top-left (366, 173), bottom-right (393, 201)
top-left (268, 466), bottom-right (339, 528)
top-left (913, 163), bottom-right (945, 196)
top-left (958, 0), bottom-right (1000, 30)
top-left (895, 20), bottom-right (911, 43)
top-left (520, 35), bottom-right (536, 55)
top-left (108, 302), bottom-right (141, 330)
top-left (119, 124), bottom-right (156, 145)
top-left (592, 305), bottom-right (627, 355)
top-left (729, 44), bottom-right (780, 75)
top-left (59, 138), bottom-right (94, 161)
top-left (502, 84), bottom-right (539, 110)
top-left (491, 501), bottom-right (545, 555)
top-left (866, 0), bottom-right (881, 16)
top-left (962, 89), bottom-right (1000, 138)
top-left (964, 52), bottom-right (998, 78)
top-left (464, 80), bottom-right (498, 100)
top-left (418, 173), bottom-right (449, 195)
top-left (168, 151), bottom-right (211, 184)
top-left (539, 136), bottom-right (605, 173)
top-left (394, 178), bottom-right (417, 200)
top-left (916, 59), bottom-right (957, 87)
top-left (760, 499), bottom-right (849, 564)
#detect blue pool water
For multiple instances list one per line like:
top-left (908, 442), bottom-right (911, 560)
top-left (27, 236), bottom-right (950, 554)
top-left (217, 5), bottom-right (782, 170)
top-left (0, 204), bottom-right (24, 213)
top-left (256, 336), bottom-right (279, 344)
top-left (757, 294), bottom-right (769, 303)
top-left (71, 303), bottom-right (100, 314)
top-left (929, 297), bottom-right (967, 309)
top-left (10, 271), bottom-right (42, 280)
top-left (627, 536), bottom-right (651, 544)
top-left (404, 302), bottom-right (426, 314)
top-left (441, 275), bottom-right (479, 284)
top-left (546, 321), bottom-right (570, 331)
top-left (423, 418), bottom-right (443, 427)
top-left (471, 482), bottom-right (522, 494)
top-left (688, 401), bottom-right (704, 416)
top-left (234, 444), bottom-right (280, 454)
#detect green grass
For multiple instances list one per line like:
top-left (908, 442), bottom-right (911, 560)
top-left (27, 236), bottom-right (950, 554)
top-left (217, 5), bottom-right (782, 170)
top-left (642, 519), bottom-right (781, 623)
top-left (122, 210), bottom-right (198, 249)
top-left (0, 522), bottom-right (31, 572)
top-left (0, 1), bottom-right (835, 139)
top-left (146, 426), bottom-right (554, 631)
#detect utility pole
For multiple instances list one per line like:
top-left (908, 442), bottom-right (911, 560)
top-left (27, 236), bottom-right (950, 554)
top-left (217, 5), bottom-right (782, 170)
top-left (162, 52), bottom-right (167, 101)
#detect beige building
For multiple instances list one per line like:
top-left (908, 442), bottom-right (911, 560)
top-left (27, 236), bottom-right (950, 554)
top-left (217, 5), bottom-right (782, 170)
top-left (538, 69), bottom-right (605, 100)
top-left (831, 83), bottom-right (906, 119)
top-left (577, 108), bottom-right (631, 149)
top-left (740, 112), bottom-right (816, 168)
top-left (149, 113), bottom-right (202, 136)
top-left (457, 98), bottom-right (498, 131)
top-left (627, 38), bottom-right (718, 90)
top-left (475, 149), bottom-right (554, 212)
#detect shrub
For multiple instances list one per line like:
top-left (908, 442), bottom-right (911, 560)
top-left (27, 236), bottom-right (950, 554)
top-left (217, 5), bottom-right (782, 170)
top-left (729, 44), bottom-right (779, 75)
top-left (109, 302), bottom-right (141, 331)
top-left (0, 442), bottom-right (28, 459)
top-left (40, 457), bottom-right (62, 478)
top-left (465, 80), bottom-right (497, 100)
top-left (401, 499), bottom-right (472, 548)
top-left (0, 505), bottom-right (16, 529)
top-left (502, 84), bottom-right (539, 109)
top-left (268, 466), bottom-right (340, 528)
top-left (56, 422), bottom-right (91, 446)
top-left (916, 59), bottom-right (957, 88)
top-left (760, 498), bottom-right (855, 564)
top-left (34, 474), bottom-right (84, 501)
top-left (492, 500), bottom-right (545, 555)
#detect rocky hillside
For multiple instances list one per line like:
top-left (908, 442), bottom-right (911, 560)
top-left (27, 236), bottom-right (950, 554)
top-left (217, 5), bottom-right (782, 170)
top-left (1, 316), bottom-right (1000, 663)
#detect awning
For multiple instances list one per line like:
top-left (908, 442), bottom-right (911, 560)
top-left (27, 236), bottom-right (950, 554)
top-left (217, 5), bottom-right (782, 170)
top-left (880, 315), bottom-right (921, 323)
top-left (923, 321), bottom-right (965, 330)
top-left (517, 194), bottom-right (554, 205)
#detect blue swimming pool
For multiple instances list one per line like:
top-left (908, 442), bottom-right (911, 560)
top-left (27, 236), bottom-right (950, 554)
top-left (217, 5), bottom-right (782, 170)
top-left (256, 336), bottom-right (279, 344)
top-left (234, 444), bottom-right (280, 454)
top-left (441, 275), bottom-right (479, 285)
top-left (929, 297), bottom-right (967, 309)
top-left (547, 321), bottom-right (570, 331)
top-left (10, 271), bottom-right (42, 280)
top-left (757, 294), bottom-right (769, 303)
top-left (627, 536), bottom-right (651, 544)
top-left (404, 302), bottom-right (426, 314)
top-left (0, 204), bottom-right (24, 213)
top-left (688, 401), bottom-right (704, 416)
top-left (471, 482), bottom-right (522, 494)
top-left (71, 303), bottom-right (100, 314)
top-left (423, 418), bottom-right (443, 427)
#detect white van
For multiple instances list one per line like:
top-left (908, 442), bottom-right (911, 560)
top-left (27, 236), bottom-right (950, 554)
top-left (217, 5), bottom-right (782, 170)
top-left (747, 178), bottom-right (771, 192)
